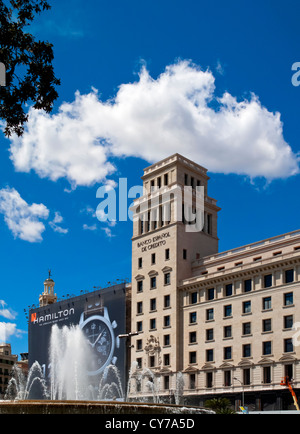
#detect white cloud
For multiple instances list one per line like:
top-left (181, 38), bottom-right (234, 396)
top-left (49, 211), bottom-right (69, 234)
top-left (80, 206), bottom-right (96, 217)
top-left (0, 187), bottom-right (49, 242)
top-left (0, 322), bottom-right (25, 343)
top-left (83, 223), bottom-right (97, 231)
top-left (0, 300), bottom-right (25, 343)
top-left (101, 226), bottom-right (115, 238)
top-left (8, 60), bottom-right (299, 184)
top-left (0, 300), bottom-right (17, 320)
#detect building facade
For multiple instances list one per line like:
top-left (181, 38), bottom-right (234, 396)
top-left (129, 153), bottom-right (300, 411)
top-left (0, 344), bottom-right (17, 398)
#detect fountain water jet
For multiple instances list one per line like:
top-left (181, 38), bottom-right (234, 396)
top-left (5, 361), bottom-right (48, 400)
top-left (49, 323), bottom-right (94, 400)
top-left (97, 364), bottom-right (124, 400)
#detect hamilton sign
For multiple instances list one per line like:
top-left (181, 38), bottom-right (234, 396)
top-left (31, 308), bottom-right (75, 325)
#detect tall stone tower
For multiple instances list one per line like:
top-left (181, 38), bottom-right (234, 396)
top-left (39, 270), bottom-right (57, 307)
top-left (130, 154), bottom-right (220, 395)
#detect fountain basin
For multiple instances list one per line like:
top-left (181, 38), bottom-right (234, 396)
top-left (0, 400), bottom-right (213, 414)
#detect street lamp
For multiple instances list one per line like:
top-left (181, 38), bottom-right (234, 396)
top-left (118, 331), bottom-right (142, 400)
top-left (118, 331), bottom-right (142, 339)
top-left (234, 376), bottom-right (245, 409)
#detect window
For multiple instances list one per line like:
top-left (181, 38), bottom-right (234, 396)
top-left (244, 279), bottom-right (252, 292)
top-left (190, 312), bottom-right (197, 323)
top-left (137, 301), bottom-right (143, 314)
top-left (243, 344), bottom-right (251, 358)
top-left (224, 346), bottom-right (232, 360)
top-left (206, 372), bottom-right (213, 388)
top-left (284, 315), bottom-right (293, 329)
top-left (224, 305), bottom-right (232, 318)
top-left (243, 301), bottom-right (251, 314)
top-left (262, 296), bottom-right (272, 310)
top-left (147, 211), bottom-right (150, 232)
top-left (136, 379), bottom-right (141, 392)
top-left (206, 308), bottom-right (214, 321)
top-left (284, 338), bottom-right (293, 353)
top-left (243, 368), bottom-right (251, 385)
top-left (136, 358), bottom-right (142, 369)
top-left (285, 269), bottom-right (294, 284)
top-left (165, 248), bottom-right (170, 260)
top-left (190, 292), bottom-right (198, 304)
top-left (264, 274), bottom-right (272, 288)
top-left (284, 292), bottom-right (294, 306)
top-left (207, 288), bottom-right (215, 300)
top-left (184, 173), bottom-right (188, 185)
top-left (224, 370), bottom-right (231, 387)
top-left (150, 298), bottom-right (156, 311)
top-left (263, 319), bottom-right (272, 332)
top-left (225, 283), bottom-right (233, 297)
top-left (164, 375), bottom-right (170, 390)
top-left (164, 294), bottom-right (170, 308)
top-left (263, 341), bottom-right (272, 355)
top-left (206, 349), bottom-right (214, 362)
top-left (164, 273), bottom-right (170, 285)
top-left (263, 366), bottom-right (271, 384)
top-left (150, 276), bottom-right (156, 289)
top-left (164, 173), bottom-right (168, 186)
top-left (183, 249), bottom-right (187, 260)
top-left (189, 373), bottom-right (196, 389)
top-left (224, 325), bottom-right (232, 338)
top-left (149, 356), bottom-right (155, 367)
top-left (138, 257), bottom-right (142, 269)
top-left (285, 364), bottom-right (293, 380)
top-left (206, 328), bottom-right (214, 341)
top-left (157, 177), bottom-right (161, 188)
top-left (137, 321), bottom-right (143, 332)
top-left (151, 253), bottom-right (156, 265)
top-left (164, 354), bottom-right (170, 366)
top-left (164, 315), bottom-right (170, 327)
top-left (243, 322), bottom-right (251, 335)
top-left (189, 351), bottom-right (197, 364)
top-left (150, 318), bottom-right (156, 330)
top-left (189, 331), bottom-right (197, 343)
top-left (253, 256), bottom-right (262, 262)
top-left (136, 339), bottom-right (143, 351)
top-left (164, 334), bottom-right (170, 346)
top-left (207, 214), bottom-right (212, 235)
top-left (137, 280), bottom-right (143, 292)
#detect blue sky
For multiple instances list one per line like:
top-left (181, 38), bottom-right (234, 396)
top-left (0, 0), bottom-right (300, 356)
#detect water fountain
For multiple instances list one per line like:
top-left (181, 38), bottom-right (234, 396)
top-left (5, 361), bottom-right (48, 401)
top-left (0, 324), bottom-right (213, 414)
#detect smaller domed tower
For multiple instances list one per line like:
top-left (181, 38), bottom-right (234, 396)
top-left (39, 270), bottom-right (57, 307)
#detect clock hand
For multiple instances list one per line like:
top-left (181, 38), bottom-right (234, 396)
top-left (92, 329), bottom-right (105, 348)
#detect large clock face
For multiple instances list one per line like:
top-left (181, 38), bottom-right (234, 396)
top-left (81, 316), bottom-right (114, 375)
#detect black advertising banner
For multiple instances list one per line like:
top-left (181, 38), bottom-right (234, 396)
top-left (28, 283), bottom-right (127, 390)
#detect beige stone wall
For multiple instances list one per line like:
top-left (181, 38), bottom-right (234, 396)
top-left (181, 231), bottom-right (300, 397)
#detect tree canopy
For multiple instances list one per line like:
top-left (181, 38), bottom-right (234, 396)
top-left (0, 0), bottom-right (60, 136)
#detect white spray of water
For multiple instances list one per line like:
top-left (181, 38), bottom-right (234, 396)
top-left (49, 324), bottom-right (94, 400)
